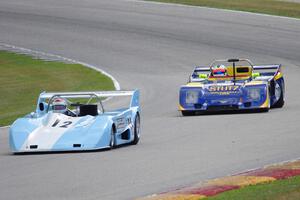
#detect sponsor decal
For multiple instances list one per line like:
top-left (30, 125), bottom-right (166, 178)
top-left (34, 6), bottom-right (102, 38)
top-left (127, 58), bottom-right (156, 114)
top-left (208, 85), bottom-right (240, 95)
top-left (219, 100), bottom-right (229, 104)
top-left (116, 118), bottom-right (126, 129)
top-left (208, 85), bottom-right (240, 92)
top-left (127, 117), bottom-right (131, 125)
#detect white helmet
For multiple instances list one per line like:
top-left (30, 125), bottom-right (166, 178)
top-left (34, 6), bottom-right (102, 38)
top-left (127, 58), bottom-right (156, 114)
top-left (52, 97), bottom-right (67, 114)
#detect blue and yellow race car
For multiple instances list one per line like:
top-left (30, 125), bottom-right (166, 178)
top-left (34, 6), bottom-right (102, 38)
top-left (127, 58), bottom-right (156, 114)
top-left (179, 59), bottom-right (285, 116)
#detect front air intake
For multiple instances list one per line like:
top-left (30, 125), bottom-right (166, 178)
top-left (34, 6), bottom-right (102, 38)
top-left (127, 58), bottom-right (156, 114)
top-left (244, 102), bottom-right (252, 108)
top-left (207, 105), bottom-right (238, 111)
top-left (30, 145), bottom-right (38, 149)
top-left (194, 104), bottom-right (202, 109)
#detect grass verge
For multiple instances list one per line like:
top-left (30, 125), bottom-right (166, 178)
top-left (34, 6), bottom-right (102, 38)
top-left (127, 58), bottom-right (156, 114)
top-left (206, 175), bottom-right (300, 200)
top-left (0, 50), bottom-right (115, 126)
top-left (146, 0), bottom-right (300, 19)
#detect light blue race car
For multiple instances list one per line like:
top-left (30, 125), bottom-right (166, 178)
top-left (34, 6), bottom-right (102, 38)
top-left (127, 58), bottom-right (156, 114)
top-left (9, 90), bottom-right (140, 153)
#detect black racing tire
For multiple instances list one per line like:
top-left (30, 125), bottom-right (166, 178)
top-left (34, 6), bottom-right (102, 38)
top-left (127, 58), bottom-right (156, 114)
top-left (272, 82), bottom-right (285, 108)
top-left (181, 111), bottom-right (195, 116)
top-left (109, 126), bottom-right (116, 149)
top-left (131, 113), bottom-right (140, 145)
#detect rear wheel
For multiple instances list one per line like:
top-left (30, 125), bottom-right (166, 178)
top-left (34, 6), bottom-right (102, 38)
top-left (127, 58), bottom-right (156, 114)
top-left (181, 110), bottom-right (195, 116)
top-left (132, 114), bottom-right (140, 145)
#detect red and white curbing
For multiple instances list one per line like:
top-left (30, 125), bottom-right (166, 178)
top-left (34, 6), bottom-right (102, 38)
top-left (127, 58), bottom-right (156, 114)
top-left (137, 159), bottom-right (300, 199)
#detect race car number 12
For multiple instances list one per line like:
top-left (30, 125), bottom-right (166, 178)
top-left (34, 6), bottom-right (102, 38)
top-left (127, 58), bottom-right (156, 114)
top-left (52, 120), bottom-right (72, 128)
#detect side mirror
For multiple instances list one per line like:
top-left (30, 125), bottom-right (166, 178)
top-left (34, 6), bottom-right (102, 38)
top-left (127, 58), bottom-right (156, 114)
top-left (39, 102), bottom-right (45, 111)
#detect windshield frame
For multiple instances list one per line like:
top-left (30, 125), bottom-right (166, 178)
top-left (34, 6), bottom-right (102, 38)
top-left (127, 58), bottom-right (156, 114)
top-left (46, 93), bottom-right (104, 114)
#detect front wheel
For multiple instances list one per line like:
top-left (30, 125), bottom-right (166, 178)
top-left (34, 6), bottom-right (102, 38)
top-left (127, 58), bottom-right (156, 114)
top-left (109, 127), bottom-right (116, 149)
top-left (272, 81), bottom-right (284, 108)
top-left (131, 114), bottom-right (140, 145)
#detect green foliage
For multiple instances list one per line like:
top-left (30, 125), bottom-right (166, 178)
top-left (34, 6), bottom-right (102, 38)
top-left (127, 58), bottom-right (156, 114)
top-left (206, 176), bottom-right (300, 200)
top-left (0, 51), bottom-right (114, 126)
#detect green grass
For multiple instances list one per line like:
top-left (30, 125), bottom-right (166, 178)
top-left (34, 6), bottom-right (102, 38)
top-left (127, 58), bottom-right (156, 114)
top-left (0, 50), bottom-right (115, 126)
top-left (205, 176), bottom-right (300, 200)
top-left (146, 0), bottom-right (300, 19)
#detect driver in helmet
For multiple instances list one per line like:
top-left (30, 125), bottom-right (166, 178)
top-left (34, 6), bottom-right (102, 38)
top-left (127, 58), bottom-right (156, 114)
top-left (212, 64), bottom-right (227, 76)
top-left (52, 97), bottom-right (75, 116)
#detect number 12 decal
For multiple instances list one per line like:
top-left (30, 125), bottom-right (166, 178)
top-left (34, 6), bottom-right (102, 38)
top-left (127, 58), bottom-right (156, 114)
top-left (59, 121), bottom-right (72, 128)
top-left (52, 120), bottom-right (72, 128)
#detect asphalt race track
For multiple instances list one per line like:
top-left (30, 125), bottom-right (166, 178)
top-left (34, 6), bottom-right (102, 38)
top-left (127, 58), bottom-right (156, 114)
top-left (1, 0), bottom-right (300, 199)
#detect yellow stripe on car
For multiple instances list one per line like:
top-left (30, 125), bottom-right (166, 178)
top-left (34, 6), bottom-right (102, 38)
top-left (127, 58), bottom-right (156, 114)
top-left (260, 89), bottom-right (270, 108)
top-left (274, 71), bottom-right (283, 80)
top-left (179, 104), bottom-right (185, 111)
top-left (186, 82), bottom-right (203, 87)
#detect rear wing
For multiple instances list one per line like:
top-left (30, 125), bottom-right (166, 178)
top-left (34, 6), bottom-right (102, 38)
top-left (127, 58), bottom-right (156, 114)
top-left (36, 90), bottom-right (139, 114)
top-left (252, 64), bottom-right (282, 79)
top-left (190, 64), bottom-right (282, 81)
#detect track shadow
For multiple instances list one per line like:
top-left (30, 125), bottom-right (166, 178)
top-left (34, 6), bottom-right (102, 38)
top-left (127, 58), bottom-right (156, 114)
top-left (10, 143), bottom-right (134, 156)
top-left (177, 108), bottom-right (269, 117)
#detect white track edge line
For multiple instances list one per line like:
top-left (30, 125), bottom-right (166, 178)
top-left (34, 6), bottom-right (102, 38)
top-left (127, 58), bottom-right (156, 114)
top-left (0, 42), bottom-right (121, 91)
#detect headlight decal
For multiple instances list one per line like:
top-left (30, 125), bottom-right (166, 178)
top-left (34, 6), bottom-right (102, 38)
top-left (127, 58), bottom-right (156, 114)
top-left (245, 86), bottom-right (267, 103)
top-left (186, 90), bottom-right (199, 104)
top-left (248, 88), bottom-right (261, 101)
